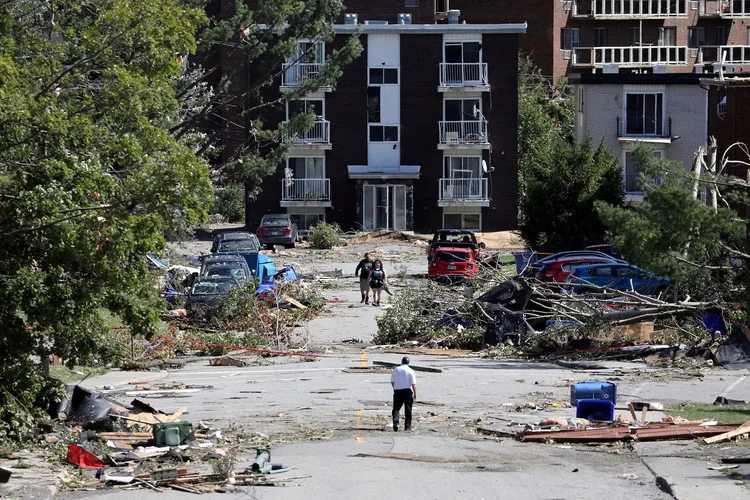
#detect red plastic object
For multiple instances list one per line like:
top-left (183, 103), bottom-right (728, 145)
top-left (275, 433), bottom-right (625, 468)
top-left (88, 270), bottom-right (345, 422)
top-left (65, 443), bottom-right (104, 469)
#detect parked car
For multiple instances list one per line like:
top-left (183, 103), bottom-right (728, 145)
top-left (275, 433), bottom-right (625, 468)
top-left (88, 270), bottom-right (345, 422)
top-left (185, 276), bottom-right (241, 318)
top-left (520, 251), bottom-right (625, 278)
top-left (564, 263), bottom-right (670, 295)
top-left (202, 264), bottom-right (250, 283)
top-left (256, 214), bottom-right (298, 248)
top-left (210, 232), bottom-right (261, 254)
top-left (200, 255), bottom-right (252, 280)
top-left (584, 244), bottom-right (623, 260)
top-left (428, 247), bottom-right (479, 283)
top-left (427, 229), bottom-right (485, 263)
top-left (534, 255), bottom-right (622, 283)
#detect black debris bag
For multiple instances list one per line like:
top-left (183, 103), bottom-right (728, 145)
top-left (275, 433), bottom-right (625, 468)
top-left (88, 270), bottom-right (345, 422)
top-left (715, 327), bottom-right (750, 371)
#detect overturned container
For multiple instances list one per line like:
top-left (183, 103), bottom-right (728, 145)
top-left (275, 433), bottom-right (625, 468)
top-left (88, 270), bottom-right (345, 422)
top-left (570, 381), bottom-right (617, 407)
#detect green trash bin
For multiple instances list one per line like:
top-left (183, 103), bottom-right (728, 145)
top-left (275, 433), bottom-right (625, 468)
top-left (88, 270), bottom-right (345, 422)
top-left (152, 421), bottom-right (192, 446)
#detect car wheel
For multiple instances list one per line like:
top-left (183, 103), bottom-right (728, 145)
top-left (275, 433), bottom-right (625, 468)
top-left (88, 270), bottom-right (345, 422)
top-left (288, 241), bottom-right (295, 248)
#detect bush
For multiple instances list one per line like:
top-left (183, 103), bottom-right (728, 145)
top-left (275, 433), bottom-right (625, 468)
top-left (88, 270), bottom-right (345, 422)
top-left (374, 289), bottom-right (439, 345)
top-left (308, 221), bottom-right (341, 249)
top-left (212, 184), bottom-right (245, 223)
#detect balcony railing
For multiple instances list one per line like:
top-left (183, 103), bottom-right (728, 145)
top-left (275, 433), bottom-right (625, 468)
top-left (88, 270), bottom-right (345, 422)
top-left (617, 116), bottom-right (672, 138)
top-left (439, 178), bottom-right (488, 201)
top-left (281, 63), bottom-right (324, 87)
top-left (439, 120), bottom-right (489, 145)
top-left (283, 119), bottom-right (331, 145)
top-left (573, 46), bottom-right (688, 67)
top-left (439, 63), bottom-right (489, 87)
top-left (714, 0), bottom-right (750, 17)
top-left (281, 178), bottom-right (331, 201)
top-left (573, 0), bottom-right (688, 17)
top-left (699, 45), bottom-right (750, 64)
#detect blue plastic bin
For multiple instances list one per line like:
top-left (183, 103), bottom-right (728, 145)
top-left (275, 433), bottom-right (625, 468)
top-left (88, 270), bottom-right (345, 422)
top-left (702, 314), bottom-right (727, 339)
top-left (570, 381), bottom-right (617, 407)
top-left (512, 251), bottom-right (536, 275)
top-left (576, 399), bottom-right (615, 421)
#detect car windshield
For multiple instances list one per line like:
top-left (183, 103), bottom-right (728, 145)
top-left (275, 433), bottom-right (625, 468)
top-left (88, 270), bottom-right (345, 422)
top-left (217, 240), bottom-right (259, 252)
top-left (191, 281), bottom-right (236, 295)
top-left (205, 267), bottom-right (248, 280)
top-left (436, 251), bottom-right (470, 263)
top-left (262, 217), bottom-right (289, 226)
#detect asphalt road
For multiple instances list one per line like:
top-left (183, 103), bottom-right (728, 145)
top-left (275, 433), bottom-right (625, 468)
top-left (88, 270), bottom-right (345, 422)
top-left (50, 241), bottom-right (750, 499)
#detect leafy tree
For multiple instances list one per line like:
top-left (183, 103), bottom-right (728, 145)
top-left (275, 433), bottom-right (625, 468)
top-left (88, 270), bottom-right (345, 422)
top-left (596, 144), bottom-right (746, 306)
top-left (0, 0), bottom-right (214, 438)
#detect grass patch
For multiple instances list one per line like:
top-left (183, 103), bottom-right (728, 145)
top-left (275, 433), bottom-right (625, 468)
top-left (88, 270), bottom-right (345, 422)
top-left (665, 404), bottom-right (750, 424)
top-left (49, 365), bottom-right (108, 383)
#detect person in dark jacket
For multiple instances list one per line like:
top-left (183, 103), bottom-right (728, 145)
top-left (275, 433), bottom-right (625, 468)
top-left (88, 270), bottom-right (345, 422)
top-left (367, 259), bottom-right (387, 306)
top-left (355, 253), bottom-right (374, 304)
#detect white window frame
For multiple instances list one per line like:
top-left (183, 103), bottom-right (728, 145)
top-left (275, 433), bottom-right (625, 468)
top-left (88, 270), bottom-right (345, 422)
top-left (658, 27), bottom-right (676, 46)
top-left (287, 157), bottom-right (325, 179)
top-left (442, 212), bottom-right (482, 231)
top-left (368, 125), bottom-right (400, 143)
top-left (368, 67), bottom-right (400, 85)
top-left (561, 28), bottom-right (580, 50)
top-left (443, 40), bottom-right (483, 64)
top-left (623, 90), bottom-right (665, 136)
top-left (622, 149), bottom-right (664, 193)
top-left (443, 97), bottom-right (482, 121)
top-left (286, 98), bottom-right (326, 120)
top-left (444, 156), bottom-right (483, 178)
top-left (687, 26), bottom-right (705, 48)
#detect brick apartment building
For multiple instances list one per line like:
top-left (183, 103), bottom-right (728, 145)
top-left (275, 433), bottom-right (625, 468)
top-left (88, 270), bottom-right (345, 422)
top-left (230, 1), bottom-right (525, 232)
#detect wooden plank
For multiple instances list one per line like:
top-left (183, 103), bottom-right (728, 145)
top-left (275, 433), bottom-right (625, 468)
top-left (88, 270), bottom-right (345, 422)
top-left (703, 422), bottom-right (750, 444)
top-left (627, 403), bottom-right (638, 422)
top-left (282, 295), bottom-right (307, 309)
top-left (636, 425), bottom-right (741, 441)
top-left (521, 428), bottom-right (630, 443)
top-left (163, 407), bottom-right (187, 423)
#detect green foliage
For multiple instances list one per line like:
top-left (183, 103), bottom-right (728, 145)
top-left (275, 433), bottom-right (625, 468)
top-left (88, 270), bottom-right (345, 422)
top-left (374, 289), bottom-right (438, 345)
top-left (597, 144), bottom-right (746, 304)
top-left (212, 184), bottom-right (246, 223)
top-left (518, 55), bottom-right (623, 252)
top-left (0, 0), bottom-right (212, 439)
top-left (308, 221), bottom-right (341, 249)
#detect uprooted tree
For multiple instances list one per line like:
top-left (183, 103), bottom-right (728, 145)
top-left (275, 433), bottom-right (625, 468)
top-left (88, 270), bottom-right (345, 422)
top-left (0, 0), bottom-right (360, 439)
top-left (517, 56), bottom-right (624, 252)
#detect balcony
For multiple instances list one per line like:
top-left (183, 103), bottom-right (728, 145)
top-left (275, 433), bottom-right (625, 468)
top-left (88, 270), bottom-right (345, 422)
top-left (281, 63), bottom-right (326, 88)
top-left (572, 0), bottom-right (688, 18)
top-left (699, 45), bottom-right (750, 64)
top-left (701, 0), bottom-right (750, 17)
top-left (438, 120), bottom-right (489, 149)
top-left (573, 46), bottom-right (688, 68)
top-left (280, 178), bottom-right (331, 207)
top-left (438, 178), bottom-right (489, 207)
top-left (282, 119), bottom-right (331, 150)
top-left (438, 63), bottom-right (489, 91)
top-left (617, 116), bottom-right (673, 142)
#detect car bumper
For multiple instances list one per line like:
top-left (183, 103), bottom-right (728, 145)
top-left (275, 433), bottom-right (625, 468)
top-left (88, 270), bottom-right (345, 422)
top-left (258, 236), bottom-right (295, 246)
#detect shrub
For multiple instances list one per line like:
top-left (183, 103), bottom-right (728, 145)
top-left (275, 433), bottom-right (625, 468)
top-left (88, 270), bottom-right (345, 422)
top-left (308, 221), bottom-right (341, 249)
top-left (212, 184), bottom-right (245, 223)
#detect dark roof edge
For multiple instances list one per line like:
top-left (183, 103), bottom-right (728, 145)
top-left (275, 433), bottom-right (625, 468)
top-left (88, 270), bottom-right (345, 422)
top-left (569, 73), bottom-right (716, 85)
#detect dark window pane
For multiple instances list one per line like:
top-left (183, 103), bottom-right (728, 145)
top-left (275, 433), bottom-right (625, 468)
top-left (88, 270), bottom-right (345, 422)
top-left (369, 68), bottom-right (383, 84)
top-left (307, 100), bottom-right (323, 116)
top-left (288, 100), bottom-right (305, 117)
top-left (463, 42), bottom-right (480, 63)
top-left (384, 126), bottom-right (399, 141)
top-left (444, 44), bottom-right (462, 63)
top-left (444, 100), bottom-right (462, 121)
top-left (370, 125), bottom-right (384, 142)
top-left (384, 68), bottom-right (398, 84)
top-left (367, 87), bottom-right (380, 123)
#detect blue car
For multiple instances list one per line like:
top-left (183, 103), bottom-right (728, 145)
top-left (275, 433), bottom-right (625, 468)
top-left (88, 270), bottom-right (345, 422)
top-left (564, 263), bottom-right (670, 296)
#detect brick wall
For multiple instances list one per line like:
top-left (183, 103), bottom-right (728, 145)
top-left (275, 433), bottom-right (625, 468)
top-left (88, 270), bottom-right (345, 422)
top-left (340, 0), bottom-right (435, 24)
top-left (709, 84), bottom-right (750, 177)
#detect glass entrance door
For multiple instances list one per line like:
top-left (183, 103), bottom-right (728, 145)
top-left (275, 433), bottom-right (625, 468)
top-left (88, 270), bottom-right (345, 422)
top-left (363, 185), bottom-right (406, 231)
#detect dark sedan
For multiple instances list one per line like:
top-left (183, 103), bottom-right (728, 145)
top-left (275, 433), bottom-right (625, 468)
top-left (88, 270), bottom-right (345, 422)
top-left (256, 214), bottom-right (298, 248)
top-left (185, 276), bottom-right (240, 318)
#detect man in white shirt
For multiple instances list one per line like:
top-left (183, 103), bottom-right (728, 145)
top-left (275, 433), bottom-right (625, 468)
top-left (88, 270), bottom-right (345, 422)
top-left (390, 356), bottom-right (417, 432)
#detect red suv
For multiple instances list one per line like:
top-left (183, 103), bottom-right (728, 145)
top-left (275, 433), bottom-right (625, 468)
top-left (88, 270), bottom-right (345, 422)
top-left (428, 247), bottom-right (479, 283)
top-left (535, 256), bottom-right (618, 283)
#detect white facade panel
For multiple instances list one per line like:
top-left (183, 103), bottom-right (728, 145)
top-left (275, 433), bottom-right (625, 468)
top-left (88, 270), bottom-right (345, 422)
top-left (368, 143), bottom-right (400, 167)
top-left (367, 34), bottom-right (400, 66)
top-left (379, 86), bottom-right (400, 124)
top-left (443, 33), bottom-right (482, 42)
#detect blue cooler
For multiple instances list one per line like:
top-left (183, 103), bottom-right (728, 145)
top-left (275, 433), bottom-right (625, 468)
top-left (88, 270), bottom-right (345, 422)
top-left (570, 381), bottom-right (617, 407)
top-left (576, 399), bottom-right (615, 421)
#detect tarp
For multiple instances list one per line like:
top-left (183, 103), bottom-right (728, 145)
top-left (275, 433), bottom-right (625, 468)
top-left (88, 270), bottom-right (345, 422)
top-left (715, 329), bottom-right (750, 370)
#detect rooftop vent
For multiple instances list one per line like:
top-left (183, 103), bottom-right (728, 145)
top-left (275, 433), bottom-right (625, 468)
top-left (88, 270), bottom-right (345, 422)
top-left (344, 13), bottom-right (358, 25)
top-left (447, 9), bottom-right (461, 24)
top-left (398, 13), bottom-right (412, 24)
top-left (364, 20), bottom-right (388, 25)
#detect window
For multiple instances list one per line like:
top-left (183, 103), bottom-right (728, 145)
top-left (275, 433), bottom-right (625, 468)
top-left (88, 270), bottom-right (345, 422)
top-left (688, 27), bottom-right (705, 48)
top-left (287, 157), bottom-right (324, 179)
top-left (631, 27), bottom-right (641, 45)
top-left (367, 87), bottom-right (380, 123)
top-left (443, 213), bottom-right (481, 230)
top-left (658, 27), bottom-right (676, 46)
top-left (623, 150), bottom-right (663, 192)
top-left (369, 68), bottom-right (398, 85)
top-left (405, 0), bottom-right (419, 6)
top-left (287, 99), bottom-right (323, 119)
top-left (444, 99), bottom-right (480, 121)
top-left (624, 93), bottom-right (664, 136)
top-left (369, 125), bottom-right (399, 142)
top-left (595, 27), bottom-right (608, 47)
top-left (290, 213), bottom-right (324, 231)
top-left (445, 157), bottom-right (481, 178)
top-left (716, 26), bottom-right (726, 46)
top-left (561, 28), bottom-right (580, 50)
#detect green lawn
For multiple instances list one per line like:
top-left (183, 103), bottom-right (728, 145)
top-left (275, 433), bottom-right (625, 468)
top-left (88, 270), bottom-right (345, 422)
top-left (49, 365), bottom-right (108, 383)
top-left (665, 404), bottom-right (750, 424)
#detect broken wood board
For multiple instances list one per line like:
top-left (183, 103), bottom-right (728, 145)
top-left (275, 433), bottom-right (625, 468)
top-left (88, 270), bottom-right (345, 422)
top-left (521, 428), bottom-right (630, 443)
top-left (372, 361), bottom-right (443, 373)
top-left (521, 424), bottom-right (743, 443)
top-left (635, 425), bottom-right (740, 441)
top-left (476, 426), bottom-right (518, 438)
top-left (343, 367), bottom-right (391, 374)
top-left (703, 421), bottom-right (750, 444)
top-left (281, 295), bottom-right (307, 309)
top-left (351, 453), bottom-right (474, 463)
top-left (209, 356), bottom-right (247, 367)
top-left (605, 321), bottom-right (655, 342)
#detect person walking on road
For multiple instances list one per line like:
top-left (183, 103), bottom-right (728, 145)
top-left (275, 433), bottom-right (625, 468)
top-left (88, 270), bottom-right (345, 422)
top-left (391, 356), bottom-right (416, 432)
top-left (368, 259), bottom-right (387, 306)
top-left (355, 253), bottom-right (374, 304)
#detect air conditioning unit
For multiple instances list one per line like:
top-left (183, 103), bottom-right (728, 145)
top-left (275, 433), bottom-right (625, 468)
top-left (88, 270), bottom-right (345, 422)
top-left (344, 13), bottom-right (358, 25)
top-left (689, 0), bottom-right (698, 10)
top-left (563, 50), bottom-right (572, 60)
top-left (689, 48), bottom-right (698, 58)
top-left (563, 1), bottom-right (573, 12)
top-left (446, 131), bottom-right (459, 144)
top-left (398, 13), bottom-right (412, 24)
